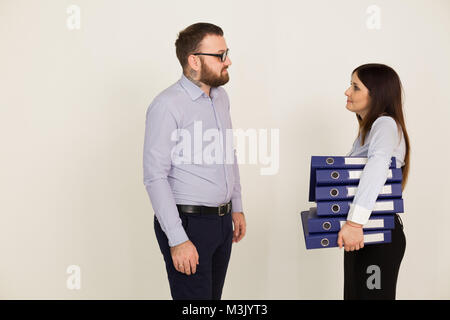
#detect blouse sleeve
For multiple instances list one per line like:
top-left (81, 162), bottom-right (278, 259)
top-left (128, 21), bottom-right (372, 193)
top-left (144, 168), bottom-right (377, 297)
top-left (347, 116), bottom-right (400, 225)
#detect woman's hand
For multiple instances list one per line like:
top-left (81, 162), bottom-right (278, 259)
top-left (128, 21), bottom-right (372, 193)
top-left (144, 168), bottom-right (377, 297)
top-left (338, 221), bottom-right (364, 252)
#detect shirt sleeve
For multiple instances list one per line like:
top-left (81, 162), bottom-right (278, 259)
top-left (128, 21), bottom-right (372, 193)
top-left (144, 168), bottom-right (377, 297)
top-left (347, 117), bottom-right (400, 225)
top-left (143, 99), bottom-right (189, 247)
top-left (223, 89), bottom-right (243, 213)
top-left (231, 149), bottom-right (243, 213)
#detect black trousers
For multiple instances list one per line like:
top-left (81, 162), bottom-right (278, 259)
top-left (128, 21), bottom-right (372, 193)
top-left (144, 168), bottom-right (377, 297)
top-left (344, 214), bottom-right (406, 300)
top-left (154, 211), bottom-right (233, 300)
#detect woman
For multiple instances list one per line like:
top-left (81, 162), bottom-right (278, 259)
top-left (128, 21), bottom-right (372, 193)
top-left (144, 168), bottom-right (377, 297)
top-left (337, 63), bottom-right (410, 300)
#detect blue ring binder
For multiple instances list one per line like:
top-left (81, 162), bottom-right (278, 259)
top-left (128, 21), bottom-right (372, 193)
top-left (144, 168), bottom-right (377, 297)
top-left (301, 156), bottom-right (403, 250)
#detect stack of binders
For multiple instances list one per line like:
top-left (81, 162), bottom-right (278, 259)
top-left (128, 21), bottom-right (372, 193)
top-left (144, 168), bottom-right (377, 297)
top-left (301, 156), bottom-right (404, 250)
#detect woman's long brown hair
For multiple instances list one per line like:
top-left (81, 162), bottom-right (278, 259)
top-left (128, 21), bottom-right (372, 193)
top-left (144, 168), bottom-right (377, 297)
top-left (353, 63), bottom-right (410, 189)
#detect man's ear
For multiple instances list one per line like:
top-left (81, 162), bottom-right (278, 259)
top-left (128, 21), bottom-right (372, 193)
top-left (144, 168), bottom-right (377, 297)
top-left (187, 55), bottom-right (201, 72)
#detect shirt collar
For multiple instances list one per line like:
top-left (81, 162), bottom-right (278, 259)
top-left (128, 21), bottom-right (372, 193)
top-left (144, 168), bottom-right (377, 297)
top-left (179, 74), bottom-right (218, 101)
top-left (179, 74), bottom-right (205, 101)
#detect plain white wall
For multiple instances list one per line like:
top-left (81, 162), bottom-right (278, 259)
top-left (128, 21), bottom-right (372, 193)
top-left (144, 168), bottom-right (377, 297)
top-left (0, 0), bottom-right (449, 299)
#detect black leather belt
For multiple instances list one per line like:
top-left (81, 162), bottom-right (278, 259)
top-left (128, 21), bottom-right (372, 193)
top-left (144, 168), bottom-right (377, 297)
top-left (176, 201), bottom-right (232, 216)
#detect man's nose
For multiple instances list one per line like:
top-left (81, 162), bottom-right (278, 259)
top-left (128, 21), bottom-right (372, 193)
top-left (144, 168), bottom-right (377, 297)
top-left (224, 56), bottom-right (232, 66)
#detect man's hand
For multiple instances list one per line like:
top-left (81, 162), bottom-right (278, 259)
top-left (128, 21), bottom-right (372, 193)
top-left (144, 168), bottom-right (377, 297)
top-left (232, 212), bottom-right (246, 243)
top-left (338, 221), bottom-right (364, 252)
top-left (170, 240), bottom-right (199, 275)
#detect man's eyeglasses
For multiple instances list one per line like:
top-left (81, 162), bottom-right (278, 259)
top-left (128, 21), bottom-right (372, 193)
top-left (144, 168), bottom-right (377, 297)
top-left (193, 48), bottom-right (229, 62)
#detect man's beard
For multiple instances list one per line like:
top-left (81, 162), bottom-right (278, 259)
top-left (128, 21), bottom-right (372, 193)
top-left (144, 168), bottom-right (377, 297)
top-left (199, 60), bottom-right (229, 87)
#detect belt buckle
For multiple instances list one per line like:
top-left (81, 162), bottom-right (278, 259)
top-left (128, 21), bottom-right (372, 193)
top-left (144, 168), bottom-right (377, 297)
top-left (218, 203), bottom-right (228, 216)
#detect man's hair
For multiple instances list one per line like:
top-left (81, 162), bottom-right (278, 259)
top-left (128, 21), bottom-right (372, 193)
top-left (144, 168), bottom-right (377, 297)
top-left (175, 23), bottom-right (223, 72)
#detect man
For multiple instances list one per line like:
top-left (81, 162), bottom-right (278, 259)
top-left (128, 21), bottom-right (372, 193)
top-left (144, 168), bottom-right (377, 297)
top-left (143, 23), bottom-right (246, 300)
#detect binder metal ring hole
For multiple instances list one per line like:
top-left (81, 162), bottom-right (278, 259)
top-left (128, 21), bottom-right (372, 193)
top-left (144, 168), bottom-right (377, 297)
top-left (321, 238), bottom-right (330, 247)
top-left (331, 171), bottom-right (339, 179)
top-left (332, 204), bottom-right (340, 213)
top-left (322, 222), bottom-right (332, 231)
top-left (326, 158), bottom-right (334, 165)
top-left (330, 188), bottom-right (339, 197)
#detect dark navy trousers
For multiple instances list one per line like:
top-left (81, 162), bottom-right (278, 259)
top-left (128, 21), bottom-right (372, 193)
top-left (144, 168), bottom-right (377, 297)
top-left (154, 211), bottom-right (233, 300)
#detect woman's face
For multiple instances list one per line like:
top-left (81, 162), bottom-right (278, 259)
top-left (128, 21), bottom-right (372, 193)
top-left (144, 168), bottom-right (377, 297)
top-left (345, 72), bottom-right (370, 119)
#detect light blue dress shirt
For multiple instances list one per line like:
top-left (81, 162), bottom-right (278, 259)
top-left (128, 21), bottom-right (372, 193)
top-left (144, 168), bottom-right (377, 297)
top-left (347, 116), bottom-right (406, 225)
top-left (143, 74), bottom-right (243, 247)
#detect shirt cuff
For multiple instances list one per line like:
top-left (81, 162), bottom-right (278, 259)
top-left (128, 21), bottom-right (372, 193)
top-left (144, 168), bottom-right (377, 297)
top-left (231, 197), bottom-right (243, 213)
top-left (347, 203), bottom-right (372, 225)
top-left (166, 225), bottom-right (189, 247)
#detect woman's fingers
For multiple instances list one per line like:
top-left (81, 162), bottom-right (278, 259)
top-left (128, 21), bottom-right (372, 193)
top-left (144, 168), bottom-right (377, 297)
top-left (338, 233), bottom-right (344, 249)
